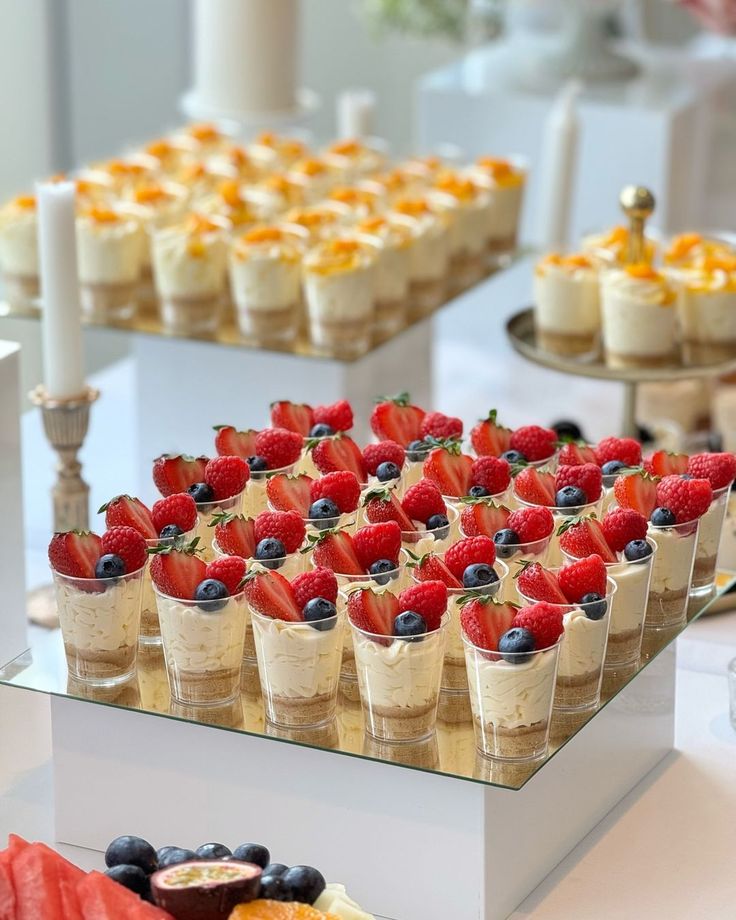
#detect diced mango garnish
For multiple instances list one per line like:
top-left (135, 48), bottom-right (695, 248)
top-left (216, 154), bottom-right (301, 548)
top-left (330, 139), bottom-right (362, 157)
top-left (359, 216), bottom-right (386, 233)
top-left (185, 213), bottom-right (220, 235)
top-left (146, 140), bottom-right (173, 159)
top-left (189, 122), bottom-right (219, 143)
top-left (86, 207), bottom-right (119, 223)
top-left (293, 158), bottom-right (327, 177)
top-left (219, 180), bottom-right (242, 208)
top-left (257, 132), bottom-right (277, 147)
top-left (665, 232), bottom-right (702, 262)
top-left (243, 226), bottom-right (283, 244)
top-left (13, 195), bottom-right (36, 210)
top-left (625, 263), bottom-right (660, 281)
top-left (395, 197), bottom-right (430, 217)
top-left (135, 184), bottom-right (170, 204)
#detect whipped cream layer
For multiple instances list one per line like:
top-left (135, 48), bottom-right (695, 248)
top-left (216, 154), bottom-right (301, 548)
top-left (0, 202), bottom-right (38, 276)
top-left (718, 493), bottom-right (736, 572)
top-left (396, 211), bottom-right (449, 283)
top-left (465, 646), bottom-right (557, 730)
top-left (648, 524), bottom-right (698, 594)
top-left (76, 214), bottom-right (142, 284)
top-left (558, 608), bottom-right (608, 678)
top-left (252, 614), bottom-right (343, 698)
top-left (678, 285), bottom-right (736, 344)
top-left (229, 244), bottom-right (302, 311)
top-left (152, 226), bottom-right (227, 297)
top-left (485, 182), bottom-right (524, 241)
top-left (696, 491), bottom-right (729, 561)
top-left (534, 258), bottom-right (601, 334)
top-left (601, 268), bottom-right (678, 358)
top-left (607, 556), bottom-right (651, 634)
top-left (56, 575), bottom-right (142, 651)
top-left (304, 259), bottom-right (376, 323)
top-left (157, 593), bottom-right (247, 672)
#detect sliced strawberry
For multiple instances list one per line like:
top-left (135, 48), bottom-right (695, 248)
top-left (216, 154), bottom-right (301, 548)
top-left (557, 442), bottom-right (597, 466)
top-left (363, 488), bottom-right (416, 533)
top-left (270, 400), bottom-right (314, 436)
top-left (266, 473), bottom-right (314, 515)
top-left (243, 569), bottom-right (302, 621)
top-left (423, 444), bottom-right (473, 498)
top-left (411, 552), bottom-right (462, 588)
top-left (558, 517), bottom-right (617, 563)
top-left (312, 434), bottom-right (367, 482)
top-left (98, 495), bottom-right (157, 539)
top-left (312, 530), bottom-right (365, 575)
top-left (212, 512), bottom-right (257, 558)
top-left (153, 454), bottom-right (209, 497)
top-left (513, 467), bottom-right (556, 506)
top-left (347, 587), bottom-right (400, 635)
top-left (516, 561), bottom-right (568, 604)
top-left (613, 470), bottom-right (658, 518)
top-left (149, 543), bottom-right (207, 600)
top-left (213, 425), bottom-right (259, 459)
top-left (643, 450), bottom-right (689, 478)
top-left (459, 500), bottom-right (510, 538)
top-left (459, 596), bottom-right (517, 652)
top-left (469, 409), bottom-right (512, 457)
top-left (48, 531), bottom-right (102, 578)
top-left (370, 392), bottom-right (426, 446)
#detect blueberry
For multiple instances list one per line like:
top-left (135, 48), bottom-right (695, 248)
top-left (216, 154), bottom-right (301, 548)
top-left (247, 455), bottom-right (269, 480)
top-left (462, 563), bottom-right (499, 592)
top-left (95, 554), bottom-right (126, 579)
top-left (376, 461), bottom-right (401, 482)
top-left (426, 513), bottom-right (450, 539)
top-left (194, 578), bottom-right (229, 611)
top-left (493, 528), bottom-right (520, 559)
top-left (156, 846), bottom-right (197, 868)
top-left (501, 449), bottom-right (526, 464)
top-left (303, 596), bottom-right (337, 631)
top-left (281, 865), bottom-right (326, 906)
top-left (232, 843), bottom-right (271, 868)
top-left (259, 874), bottom-right (291, 901)
top-left (624, 539), bottom-right (653, 561)
top-left (369, 558), bottom-right (397, 585)
top-left (581, 591), bottom-right (607, 620)
top-left (308, 498), bottom-right (340, 530)
top-left (105, 864), bottom-right (149, 896)
top-left (552, 420), bottom-right (583, 441)
top-left (555, 485), bottom-right (587, 509)
top-left (187, 481), bottom-right (215, 504)
top-left (309, 423), bottom-right (335, 438)
top-left (195, 842), bottom-right (232, 860)
top-left (601, 460), bottom-right (626, 476)
top-left (105, 836), bottom-right (158, 874)
top-left (159, 524), bottom-right (183, 539)
top-left (498, 627), bottom-right (536, 663)
top-left (406, 439), bottom-right (432, 462)
top-left (651, 506), bottom-right (676, 527)
top-left (255, 537), bottom-right (287, 569)
top-left (468, 485), bottom-right (489, 498)
top-left (262, 863), bottom-right (289, 878)
top-left (393, 610), bottom-right (427, 639)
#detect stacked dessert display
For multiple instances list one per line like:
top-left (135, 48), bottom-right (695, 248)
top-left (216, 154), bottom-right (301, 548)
top-left (46, 392), bottom-right (735, 769)
top-left (0, 124), bottom-right (527, 357)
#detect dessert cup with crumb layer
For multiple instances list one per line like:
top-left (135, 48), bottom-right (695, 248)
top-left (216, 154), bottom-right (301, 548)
top-left (676, 254), bottom-right (736, 363)
top-left (645, 518), bottom-right (699, 629)
top-left (0, 194), bottom-right (39, 308)
top-left (533, 253), bottom-right (601, 357)
top-left (471, 157), bottom-right (526, 266)
top-left (76, 206), bottom-right (143, 321)
top-left (356, 214), bottom-right (415, 335)
top-left (691, 485), bottom-right (729, 597)
top-left (140, 526), bottom-right (198, 646)
top-left (392, 196), bottom-right (450, 318)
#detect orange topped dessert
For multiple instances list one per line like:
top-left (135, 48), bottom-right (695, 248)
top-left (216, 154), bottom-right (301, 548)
top-left (534, 251), bottom-right (601, 358)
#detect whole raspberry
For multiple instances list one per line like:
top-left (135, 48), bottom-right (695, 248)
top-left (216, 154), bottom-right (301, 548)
top-left (397, 580), bottom-right (448, 631)
top-left (310, 470), bottom-right (361, 513)
top-left (555, 463), bottom-right (603, 503)
top-left (558, 554), bottom-right (607, 603)
top-left (353, 521), bottom-right (402, 569)
top-left (444, 536), bottom-right (496, 580)
top-left (509, 425), bottom-right (557, 462)
top-left (362, 440), bottom-right (405, 476)
top-left (401, 480), bottom-right (446, 524)
top-left (420, 411), bottom-right (463, 441)
top-left (204, 455), bottom-right (250, 500)
top-left (595, 436), bottom-right (642, 468)
top-left (101, 526), bottom-right (147, 573)
top-left (151, 493), bottom-right (198, 535)
top-left (254, 510), bottom-right (306, 554)
top-left (687, 452), bottom-right (736, 491)
top-left (313, 399), bottom-right (354, 432)
top-left (656, 475), bottom-right (713, 523)
top-left (205, 555), bottom-right (247, 595)
top-left (512, 602), bottom-right (564, 650)
top-left (254, 427), bottom-right (303, 469)
top-left (506, 506), bottom-right (554, 543)
top-left (471, 456), bottom-right (511, 495)
top-left (292, 567), bottom-right (339, 609)
top-left (602, 507), bottom-right (648, 553)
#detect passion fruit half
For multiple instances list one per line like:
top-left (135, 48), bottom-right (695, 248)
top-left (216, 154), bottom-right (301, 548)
top-left (151, 859), bottom-right (262, 920)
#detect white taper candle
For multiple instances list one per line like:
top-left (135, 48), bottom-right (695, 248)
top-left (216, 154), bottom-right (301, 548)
top-left (336, 88), bottom-right (377, 139)
top-left (536, 81), bottom-right (581, 253)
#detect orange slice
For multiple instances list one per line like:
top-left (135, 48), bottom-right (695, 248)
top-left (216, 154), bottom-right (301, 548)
top-left (229, 900), bottom-right (338, 920)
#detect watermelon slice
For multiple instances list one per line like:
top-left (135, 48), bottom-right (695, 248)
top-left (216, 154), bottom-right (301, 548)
top-left (11, 843), bottom-right (66, 920)
top-left (0, 861), bottom-right (15, 920)
top-left (0, 835), bottom-right (30, 867)
top-left (36, 844), bottom-right (84, 920)
top-left (77, 871), bottom-right (174, 920)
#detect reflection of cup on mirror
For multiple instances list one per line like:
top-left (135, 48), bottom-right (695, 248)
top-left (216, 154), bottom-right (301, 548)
top-left (66, 674), bottom-right (141, 708)
top-left (363, 733), bottom-right (439, 770)
top-left (169, 696), bottom-right (245, 730)
top-left (264, 717), bottom-right (340, 750)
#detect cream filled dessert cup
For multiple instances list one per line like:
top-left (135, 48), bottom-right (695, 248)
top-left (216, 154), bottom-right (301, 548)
top-left (155, 585), bottom-right (247, 706)
top-left (582, 225), bottom-right (658, 266)
top-left (675, 255), bottom-right (736, 364)
top-left (394, 505), bottom-right (459, 556)
top-left (53, 566), bottom-right (145, 686)
top-left (512, 493), bottom-right (602, 568)
top-left (194, 489), bottom-right (247, 561)
top-left (471, 157), bottom-right (526, 266)
top-left (392, 196), bottom-right (450, 318)
top-left (691, 484), bottom-right (730, 597)
top-left (76, 206), bottom-right (143, 321)
top-left (533, 253), bottom-right (601, 358)
top-left (140, 527), bottom-right (199, 646)
top-left (432, 172), bottom-right (493, 290)
top-left (245, 461), bottom-right (298, 519)
top-left (323, 138), bottom-right (388, 182)
top-left (251, 606), bottom-right (344, 729)
top-left (645, 517), bottom-right (699, 631)
top-left (464, 635), bottom-right (561, 762)
top-left (490, 534), bottom-right (553, 604)
top-left (356, 214), bottom-right (415, 335)
top-left (0, 194), bottom-right (39, 308)
top-left (285, 157), bottom-right (338, 204)
top-left (663, 232), bottom-right (732, 269)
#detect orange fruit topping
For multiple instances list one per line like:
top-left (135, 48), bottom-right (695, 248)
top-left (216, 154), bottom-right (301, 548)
top-left (187, 238), bottom-right (206, 258)
top-left (135, 184), bottom-right (170, 205)
top-left (219, 180), bottom-right (243, 208)
top-left (106, 160), bottom-right (146, 177)
top-left (359, 216), bottom-right (386, 233)
top-left (146, 140), bottom-right (173, 159)
top-left (13, 195), bottom-right (36, 210)
top-left (395, 197), bottom-right (430, 217)
top-left (293, 159), bottom-right (327, 177)
top-left (257, 132), bottom-right (277, 147)
top-left (280, 140), bottom-right (307, 160)
top-left (477, 157), bottom-right (513, 178)
top-left (666, 232), bottom-right (702, 262)
top-left (435, 172), bottom-right (475, 201)
top-left (330, 139), bottom-right (361, 157)
top-left (181, 163), bottom-right (207, 182)
top-left (229, 147), bottom-right (250, 169)
top-left (329, 239), bottom-right (359, 255)
top-left (230, 899), bottom-right (337, 919)
top-left (185, 213), bottom-right (220, 235)
top-left (702, 253), bottom-right (736, 274)
top-left (48, 173), bottom-right (66, 183)
top-left (189, 122), bottom-right (219, 143)
top-left (86, 207), bottom-right (119, 223)
top-left (625, 263), bottom-right (661, 281)
top-left (264, 175), bottom-right (291, 195)
top-left (288, 209), bottom-right (337, 229)
top-left (243, 226), bottom-right (283, 244)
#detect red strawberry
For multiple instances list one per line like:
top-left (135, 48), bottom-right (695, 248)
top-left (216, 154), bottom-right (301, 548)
top-left (312, 434), bottom-right (367, 482)
top-left (313, 399), bottom-right (354, 432)
top-left (460, 596), bottom-right (517, 652)
top-left (212, 513), bottom-right (256, 558)
top-left (613, 470), bottom-right (658, 518)
top-left (559, 517), bottom-right (617, 563)
top-left (513, 467), bottom-right (556, 506)
top-left (243, 569), bottom-right (301, 621)
top-left (205, 555), bottom-right (247, 595)
top-left (510, 425), bottom-right (557, 462)
top-left (602, 507), bottom-right (648, 554)
top-left (310, 470), bottom-right (361, 513)
top-left (101, 526), bottom-right (148, 573)
top-left (595, 436), bottom-right (642, 468)
top-left (151, 493), bottom-right (198, 535)
top-left (401, 479), bottom-right (446, 524)
top-left (362, 440), bottom-right (405, 476)
top-left (512, 602), bottom-right (564, 650)
top-left (353, 521), bottom-right (402, 569)
top-left (214, 425), bottom-right (258, 459)
top-left (347, 587), bottom-right (400, 635)
top-left (149, 543), bottom-right (206, 600)
top-left (687, 452), bottom-right (736, 491)
top-left (656, 475), bottom-right (713, 523)
top-left (644, 450), bottom-right (689, 478)
top-left (153, 454), bottom-right (209, 497)
top-left (555, 463), bottom-right (603, 503)
top-left (266, 473), bottom-right (313, 515)
top-left (470, 456), bottom-right (511, 495)
top-left (398, 580), bottom-right (448, 631)
top-left (506, 506), bottom-right (554, 543)
top-left (460, 500), bottom-right (510, 538)
top-left (270, 400), bottom-right (314, 436)
top-left (423, 444), bottom-right (473, 498)
top-left (516, 562), bottom-right (567, 604)
top-left (254, 427), bottom-right (303, 469)
top-left (420, 411), bottom-right (463, 440)
top-left (557, 442), bottom-right (597, 466)
top-left (411, 552), bottom-right (462, 588)
top-left (559, 554), bottom-right (607, 603)
top-left (469, 409), bottom-right (512, 458)
top-left (370, 392), bottom-right (426, 446)
top-left (292, 567), bottom-right (339, 609)
top-left (204, 455), bottom-right (250, 500)
top-left (254, 509), bottom-right (306, 554)
top-left (312, 530), bottom-right (364, 575)
top-left (363, 488), bottom-right (416, 533)
top-left (48, 531), bottom-right (102, 578)
top-left (99, 495), bottom-right (156, 539)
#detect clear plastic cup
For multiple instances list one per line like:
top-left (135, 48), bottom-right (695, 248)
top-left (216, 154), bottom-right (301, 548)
top-left (394, 505), bottom-right (459, 554)
top-left (243, 462), bottom-right (297, 518)
top-left (645, 517), bottom-right (700, 630)
top-left (250, 607), bottom-right (344, 728)
top-left (154, 585), bottom-right (247, 706)
top-left (53, 566), bottom-right (145, 686)
top-left (140, 526), bottom-right (198, 646)
top-left (691, 484), bottom-right (730, 597)
top-left (466, 530), bottom-right (553, 605)
top-left (193, 489), bottom-right (246, 560)
top-left (464, 635), bottom-right (561, 762)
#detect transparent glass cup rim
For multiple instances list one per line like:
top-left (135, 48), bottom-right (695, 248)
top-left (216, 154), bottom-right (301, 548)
top-left (152, 582), bottom-right (245, 608)
top-left (145, 524), bottom-right (198, 548)
top-left (349, 610), bottom-right (449, 643)
top-left (517, 574), bottom-right (618, 610)
top-left (647, 517), bottom-right (700, 534)
top-left (462, 631), bottom-right (563, 658)
top-left (212, 536), bottom-right (303, 564)
top-left (312, 547), bottom-right (408, 581)
top-left (513, 491), bottom-right (599, 514)
top-left (398, 503), bottom-right (459, 537)
top-left (458, 527), bottom-right (553, 554)
top-left (560, 537), bottom-right (658, 569)
top-left (711, 482), bottom-right (732, 499)
top-left (409, 556), bottom-right (510, 589)
top-left (194, 486), bottom-right (247, 512)
top-left (302, 509), bottom-right (358, 528)
top-left (249, 460), bottom-right (297, 481)
top-left (52, 564), bottom-right (146, 585)
top-left (249, 605), bottom-right (340, 629)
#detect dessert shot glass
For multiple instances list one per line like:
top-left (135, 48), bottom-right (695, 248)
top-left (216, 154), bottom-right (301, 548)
top-left (395, 505), bottom-right (459, 555)
top-left (513, 493), bottom-right (602, 567)
top-left (155, 585), bottom-right (247, 706)
top-left (467, 530), bottom-right (553, 605)
top-left (140, 526), bottom-right (198, 646)
top-left (194, 489), bottom-right (247, 560)
top-left (250, 608), bottom-right (344, 729)
top-left (244, 462), bottom-right (298, 519)
top-left (53, 566), bottom-right (145, 686)
top-left (645, 518), bottom-right (700, 631)
top-left (691, 484), bottom-right (730, 598)
top-left (464, 635), bottom-right (561, 762)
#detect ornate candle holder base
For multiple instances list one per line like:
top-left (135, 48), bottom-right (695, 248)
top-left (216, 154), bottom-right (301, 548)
top-left (29, 385), bottom-right (100, 533)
